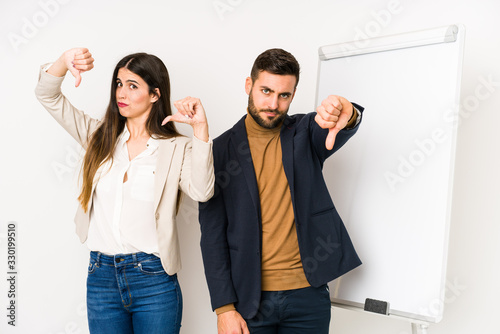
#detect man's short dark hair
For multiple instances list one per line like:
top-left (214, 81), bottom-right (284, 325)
top-left (250, 48), bottom-right (300, 87)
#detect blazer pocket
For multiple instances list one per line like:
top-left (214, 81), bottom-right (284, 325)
top-left (311, 206), bottom-right (334, 217)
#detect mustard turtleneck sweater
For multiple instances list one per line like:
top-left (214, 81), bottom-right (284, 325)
top-left (244, 112), bottom-right (310, 292)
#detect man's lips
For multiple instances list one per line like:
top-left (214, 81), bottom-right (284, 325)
top-left (262, 111), bottom-right (277, 117)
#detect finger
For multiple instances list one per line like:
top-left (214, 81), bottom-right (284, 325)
top-left (322, 102), bottom-right (341, 116)
top-left (326, 127), bottom-right (339, 150)
top-left (314, 113), bottom-right (336, 129)
top-left (182, 99), bottom-right (196, 117)
top-left (173, 99), bottom-right (189, 116)
top-left (316, 106), bottom-right (339, 123)
top-left (175, 98), bottom-right (197, 118)
top-left (73, 59), bottom-right (94, 70)
top-left (74, 48), bottom-right (89, 57)
top-left (324, 95), bottom-right (343, 111)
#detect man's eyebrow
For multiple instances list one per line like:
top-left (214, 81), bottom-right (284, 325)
top-left (260, 85), bottom-right (275, 93)
top-left (259, 85), bottom-right (294, 95)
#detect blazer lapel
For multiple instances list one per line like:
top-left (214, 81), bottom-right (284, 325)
top-left (230, 116), bottom-right (261, 219)
top-left (154, 137), bottom-right (176, 211)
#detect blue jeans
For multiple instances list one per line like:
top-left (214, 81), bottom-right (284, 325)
top-left (86, 251), bottom-right (182, 334)
top-left (246, 285), bottom-right (331, 334)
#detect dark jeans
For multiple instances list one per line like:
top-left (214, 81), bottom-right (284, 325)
top-left (86, 251), bottom-right (182, 334)
top-left (246, 285), bottom-right (331, 334)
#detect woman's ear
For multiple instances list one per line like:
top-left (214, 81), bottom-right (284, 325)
top-left (151, 88), bottom-right (161, 102)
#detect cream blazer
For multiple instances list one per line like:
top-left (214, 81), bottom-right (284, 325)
top-left (35, 67), bottom-right (215, 275)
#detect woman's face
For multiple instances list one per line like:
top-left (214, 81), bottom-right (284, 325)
top-left (115, 68), bottom-right (158, 121)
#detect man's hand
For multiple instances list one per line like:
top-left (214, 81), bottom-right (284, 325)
top-left (315, 95), bottom-right (354, 150)
top-left (217, 310), bottom-right (249, 334)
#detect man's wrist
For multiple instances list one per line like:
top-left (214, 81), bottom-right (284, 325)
top-left (345, 106), bottom-right (360, 129)
top-left (215, 303), bottom-right (236, 315)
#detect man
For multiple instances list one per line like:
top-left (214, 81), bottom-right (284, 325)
top-left (199, 48), bottom-right (362, 334)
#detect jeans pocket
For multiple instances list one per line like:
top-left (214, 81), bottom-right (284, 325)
top-left (138, 258), bottom-right (166, 275)
top-left (88, 260), bottom-right (98, 275)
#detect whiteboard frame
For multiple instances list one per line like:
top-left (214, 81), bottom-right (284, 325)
top-left (316, 24), bottom-right (466, 324)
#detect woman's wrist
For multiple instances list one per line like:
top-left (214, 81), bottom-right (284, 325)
top-left (46, 56), bottom-right (69, 77)
top-left (192, 123), bottom-right (209, 142)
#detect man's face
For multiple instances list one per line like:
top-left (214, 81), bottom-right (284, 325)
top-left (245, 71), bottom-right (297, 129)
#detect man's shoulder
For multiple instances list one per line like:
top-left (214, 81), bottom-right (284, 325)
top-left (213, 115), bottom-right (246, 145)
top-left (213, 127), bottom-right (234, 144)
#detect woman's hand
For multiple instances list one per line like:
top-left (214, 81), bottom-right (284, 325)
top-left (47, 47), bottom-right (94, 87)
top-left (162, 96), bottom-right (210, 142)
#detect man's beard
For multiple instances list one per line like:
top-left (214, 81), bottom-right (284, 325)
top-left (247, 93), bottom-right (287, 129)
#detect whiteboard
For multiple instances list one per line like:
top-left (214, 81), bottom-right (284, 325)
top-left (317, 25), bottom-right (465, 323)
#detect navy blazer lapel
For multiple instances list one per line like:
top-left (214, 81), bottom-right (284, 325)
top-left (281, 116), bottom-right (296, 199)
top-left (230, 116), bottom-right (261, 219)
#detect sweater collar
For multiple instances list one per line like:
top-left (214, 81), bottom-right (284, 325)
top-left (245, 110), bottom-right (283, 137)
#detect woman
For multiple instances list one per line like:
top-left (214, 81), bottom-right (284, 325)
top-left (35, 48), bottom-right (214, 333)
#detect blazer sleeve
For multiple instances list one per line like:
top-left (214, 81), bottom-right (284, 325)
top-left (178, 136), bottom-right (215, 202)
top-left (198, 182), bottom-right (238, 311)
top-left (34, 65), bottom-right (100, 149)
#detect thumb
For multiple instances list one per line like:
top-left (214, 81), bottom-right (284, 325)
top-left (161, 116), bottom-right (172, 126)
top-left (74, 71), bottom-right (82, 87)
top-left (326, 127), bottom-right (340, 150)
top-left (68, 65), bottom-right (82, 87)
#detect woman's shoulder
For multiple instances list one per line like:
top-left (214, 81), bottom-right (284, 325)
top-left (156, 134), bottom-right (191, 146)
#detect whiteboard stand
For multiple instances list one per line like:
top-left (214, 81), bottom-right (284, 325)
top-left (412, 322), bottom-right (429, 334)
top-left (332, 303), bottom-right (430, 334)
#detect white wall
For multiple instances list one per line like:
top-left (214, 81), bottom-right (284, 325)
top-left (0, 0), bottom-right (498, 333)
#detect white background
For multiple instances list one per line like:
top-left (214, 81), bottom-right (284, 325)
top-left (0, 0), bottom-right (498, 333)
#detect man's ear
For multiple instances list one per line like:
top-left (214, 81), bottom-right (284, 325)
top-left (291, 87), bottom-right (297, 101)
top-left (245, 77), bottom-right (253, 95)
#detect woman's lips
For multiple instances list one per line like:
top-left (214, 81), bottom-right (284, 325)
top-left (118, 102), bottom-right (128, 108)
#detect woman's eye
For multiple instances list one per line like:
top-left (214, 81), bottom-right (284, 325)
top-left (116, 82), bottom-right (122, 87)
top-left (129, 84), bottom-right (137, 89)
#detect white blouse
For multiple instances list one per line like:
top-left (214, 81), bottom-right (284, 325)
top-left (86, 125), bottom-right (161, 256)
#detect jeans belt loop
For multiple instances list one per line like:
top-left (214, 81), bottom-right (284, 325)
top-left (96, 252), bottom-right (101, 267)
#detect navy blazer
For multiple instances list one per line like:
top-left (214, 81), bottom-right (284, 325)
top-left (199, 105), bottom-right (363, 319)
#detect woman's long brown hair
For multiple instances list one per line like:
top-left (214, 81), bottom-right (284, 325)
top-left (78, 53), bottom-right (180, 212)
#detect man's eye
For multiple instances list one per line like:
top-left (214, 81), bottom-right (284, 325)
top-left (262, 89), bottom-right (270, 94)
top-left (280, 94), bottom-right (290, 99)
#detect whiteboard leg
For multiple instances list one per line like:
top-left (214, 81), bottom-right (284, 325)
top-left (412, 323), bottom-right (429, 334)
